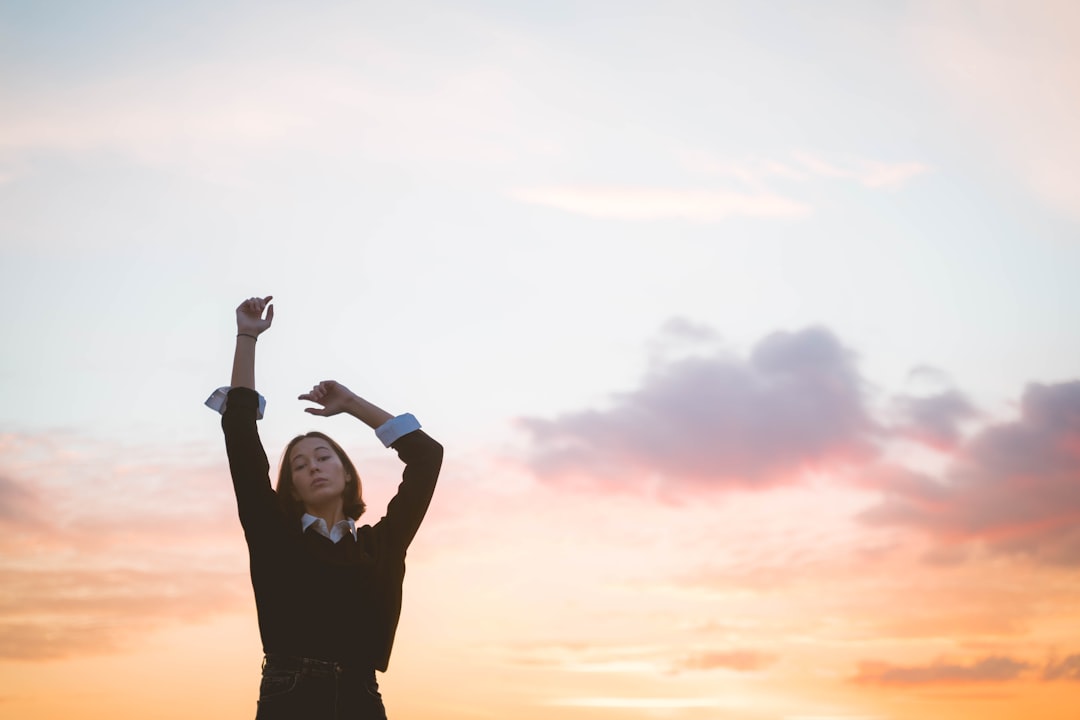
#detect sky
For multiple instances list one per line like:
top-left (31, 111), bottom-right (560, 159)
top-left (1, 1), bottom-right (1079, 718)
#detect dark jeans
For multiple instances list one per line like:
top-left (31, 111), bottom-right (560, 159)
top-left (255, 654), bottom-right (388, 720)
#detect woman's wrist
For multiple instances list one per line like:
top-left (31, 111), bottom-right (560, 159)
top-left (347, 395), bottom-right (394, 428)
top-left (236, 332), bottom-right (259, 341)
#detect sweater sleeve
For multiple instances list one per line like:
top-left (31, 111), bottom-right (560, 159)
top-left (221, 386), bottom-right (280, 545)
top-left (375, 429), bottom-right (444, 555)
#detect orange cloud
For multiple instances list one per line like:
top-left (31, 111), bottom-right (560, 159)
top-left (855, 656), bottom-right (1029, 686)
top-left (0, 472), bottom-right (40, 525)
top-left (502, 641), bottom-right (775, 676)
top-left (0, 567), bottom-right (247, 660)
top-left (850, 653), bottom-right (1080, 686)
top-left (1043, 654), bottom-right (1080, 681)
top-left (0, 432), bottom-right (251, 660)
top-left (671, 650), bottom-right (775, 673)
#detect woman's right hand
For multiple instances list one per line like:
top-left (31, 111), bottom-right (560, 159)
top-left (236, 296), bottom-right (274, 336)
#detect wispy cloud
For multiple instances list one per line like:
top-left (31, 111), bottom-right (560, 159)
top-left (0, 431), bottom-right (249, 660)
top-left (510, 151), bottom-right (928, 223)
top-left (672, 649), bottom-right (775, 672)
top-left (0, 567), bottom-right (246, 660)
top-left (0, 27), bottom-right (549, 187)
top-left (791, 152), bottom-right (930, 189)
top-left (546, 696), bottom-right (736, 708)
top-left (0, 473), bottom-right (39, 525)
top-left (853, 655), bottom-right (1034, 685)
top-left (504, 641), bottom-right (775, 676)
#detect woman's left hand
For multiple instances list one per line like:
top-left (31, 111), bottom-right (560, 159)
top-left (298, 380), bottom-right (357, 417)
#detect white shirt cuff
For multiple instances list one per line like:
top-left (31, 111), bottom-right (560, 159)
top-left (204, 386), bottom-right (266, 420)
top-left (375, 413), bottom-right (421, 447)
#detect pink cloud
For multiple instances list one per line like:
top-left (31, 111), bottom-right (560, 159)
top-left (0, 473), bottom-right (40, 525)
top-left (861, 381), bottom-right (1080, 564)
top-left (890, 388), bottom-right (979, 451)
top-left (518, 322), bottom-right (1080, 569)
top-left (519, 325), bottom-right (879, 493)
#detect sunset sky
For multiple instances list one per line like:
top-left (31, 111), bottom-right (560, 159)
top-left (2, 1), bottom-right (1080, 718)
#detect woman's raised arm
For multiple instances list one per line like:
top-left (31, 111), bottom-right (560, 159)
top-left (231, 295), bottom-right (274, 390)
top-left (298, 380), bottom-right (393, 428)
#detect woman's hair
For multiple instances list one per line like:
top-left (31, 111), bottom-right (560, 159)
top-left (276, 431), bottom-right (366, 521)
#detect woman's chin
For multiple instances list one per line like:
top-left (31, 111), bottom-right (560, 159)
top-left (302, 486), bottom-right (345, 508)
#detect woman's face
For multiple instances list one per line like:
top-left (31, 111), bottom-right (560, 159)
top-left (288, 436), bottom-right (350, 512)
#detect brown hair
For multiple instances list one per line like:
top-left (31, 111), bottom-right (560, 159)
top-left (276, 431), bottom-right (365, 522)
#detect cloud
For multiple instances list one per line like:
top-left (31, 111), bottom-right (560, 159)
top-left (0, 620), bottom-right (121, 661)
top-left (504, 642), bottom-right (774, 676)
top-left (503, 642), bottom-right (666, 674)
top-left (547, 697), bottom-right (732, 709)
top-left (791, 152), bottom-right (930, 189)
top-left (855, 652), bottom-right (1080, 686)
top-left (510, 151), bottom-right (929, 223)
top-left (0, 63), bottom-right (314, 188)
top-left (508, 186), bottom-right (811, 222)
top-left (861, 381), bottom-right (1080, 564)
top-left (519, 321), bottom-right (1080, 568)
top-left (0, 567), bottom-right (246, 660)
top-left (890, 388), bottom-right (979, 450)
top-left (1043, 654), bottom-right (1080, 681)
top-left (0, 16), bottom-right (552, 190)
top-left (0, 473), bottom-right (39, 524)
top-left (0, 432), bottom-right (250, 660)
top-left (852, 655), bottom-right (1033, 685)
top-left (672, 650), bottom-right (775, 672)
top-left (519, 325), bottom-right (879, 493)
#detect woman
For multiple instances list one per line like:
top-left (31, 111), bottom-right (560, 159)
top-left (212, 295), bottom-right (443, 719)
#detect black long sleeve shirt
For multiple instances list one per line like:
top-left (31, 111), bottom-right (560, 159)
top-left (221, 387), bottom-right (443, 672)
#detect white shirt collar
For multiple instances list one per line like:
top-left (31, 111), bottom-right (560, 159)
top-left (301, 513), bottom-right (357, 543)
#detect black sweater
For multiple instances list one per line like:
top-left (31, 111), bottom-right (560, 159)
top-left (222, 387), bottom-right (443, 672)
